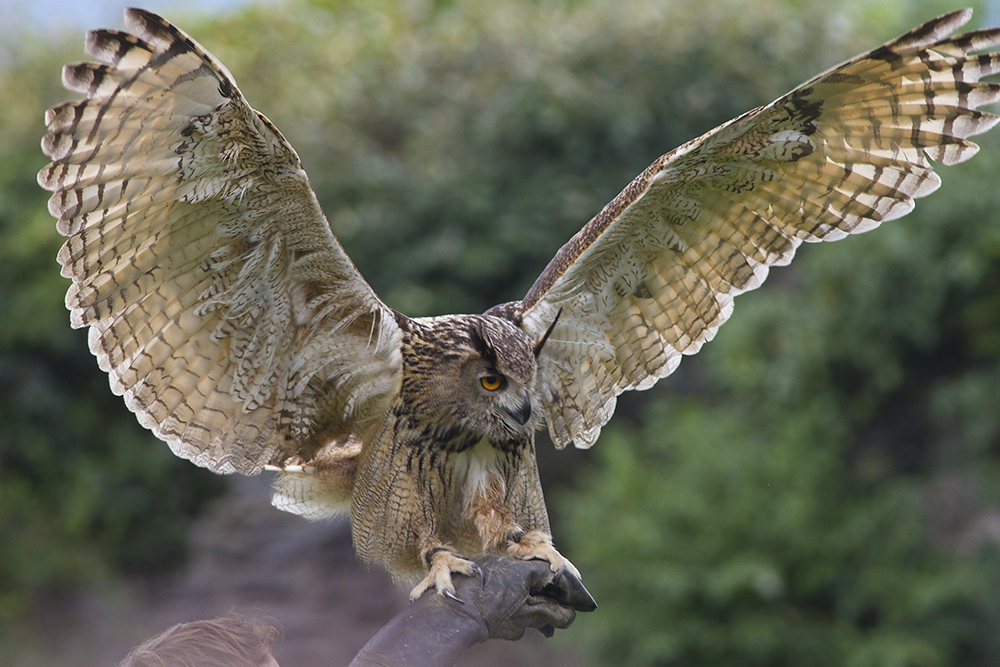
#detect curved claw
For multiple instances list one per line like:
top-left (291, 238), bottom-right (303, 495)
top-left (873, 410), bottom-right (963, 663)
top-left (443, 588), bottom-right (464, 604)
top-left (409, 549), bottom-right (478, 601)
top-left (469, 562), bottom-right (484, 579)
top-left (507, 530), bottom-right (581, 579)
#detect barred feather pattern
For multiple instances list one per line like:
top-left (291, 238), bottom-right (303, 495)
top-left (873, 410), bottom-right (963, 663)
top-left (496, 9), bottom-right (1000, 449)
top-left (37, 8), bottom-right (1000, 591)
top-left (38, 8), bottom-right (402, 474)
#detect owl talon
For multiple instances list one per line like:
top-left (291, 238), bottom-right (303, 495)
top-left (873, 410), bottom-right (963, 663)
top-left (507, 530), bottom-right (581, 579)
top-left (409, 549), bottom-right (479, 602)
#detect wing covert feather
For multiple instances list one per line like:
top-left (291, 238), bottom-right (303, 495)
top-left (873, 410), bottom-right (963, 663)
top-left (39, 9), bottom-right (402, 474)
top-left (493, 9), bottom-right (1000, 449)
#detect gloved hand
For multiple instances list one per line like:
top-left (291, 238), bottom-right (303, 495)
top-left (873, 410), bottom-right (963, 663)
top-left (462, 554), bottom-right (597, 640)
top-left (349, 554), bottom-right (596, 667)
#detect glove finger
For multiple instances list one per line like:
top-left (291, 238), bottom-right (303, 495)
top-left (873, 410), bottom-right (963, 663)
top-left (519, 598), bottom-right (577, 630)
top-left (536, 568), bottom-right (597, 612)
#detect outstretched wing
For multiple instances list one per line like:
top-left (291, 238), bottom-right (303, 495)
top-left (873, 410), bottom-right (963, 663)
top-left (488, 9), bottom-right (1000, 449)
top-left (38, 9), bottom-right (402, 474)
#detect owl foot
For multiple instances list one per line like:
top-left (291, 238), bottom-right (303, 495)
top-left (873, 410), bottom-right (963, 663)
top-left (507, 530), bottom-right (581, 579)
top-left (409, 548), bottom-right (482, 602)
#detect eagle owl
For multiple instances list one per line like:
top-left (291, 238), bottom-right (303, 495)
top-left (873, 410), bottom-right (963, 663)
top-left (39, 8), bottom-right (1000, 599)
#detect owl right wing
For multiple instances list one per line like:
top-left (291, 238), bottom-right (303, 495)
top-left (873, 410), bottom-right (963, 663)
top-left (487, 9), bottom-right (1000, 449)
top-left (38, 9), bottom-right (403, 475)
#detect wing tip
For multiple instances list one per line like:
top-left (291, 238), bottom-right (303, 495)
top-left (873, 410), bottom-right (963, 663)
top-left (923, 7), bottom-right (974, 39)
top-left (85, 27), bottom-right (155, 65)
top-left (124, 7), bottom-right (167, 36)
top-left (61, 61), bottom-right (108, 96)
top-left (878, 8), bottom-right (973, 56)
top-left (123, 7), bottom-right (192, 56)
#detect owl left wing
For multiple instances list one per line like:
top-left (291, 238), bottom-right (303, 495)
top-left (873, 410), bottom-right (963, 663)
top-left (39, 9), bottom-right (402, 475)
top-left (487, 9), bottom-right (1000, 449)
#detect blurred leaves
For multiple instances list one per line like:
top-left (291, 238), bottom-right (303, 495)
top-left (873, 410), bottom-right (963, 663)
top-left (565, 399), bottom-right (1000, 666)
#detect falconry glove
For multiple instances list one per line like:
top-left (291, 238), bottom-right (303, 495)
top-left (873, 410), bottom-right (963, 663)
top-left (349, 555), bottom-right (596, 667)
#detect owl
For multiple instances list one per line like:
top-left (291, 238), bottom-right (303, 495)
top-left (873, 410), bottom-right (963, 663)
top-left (39, 8), bottom-right (1000, 600)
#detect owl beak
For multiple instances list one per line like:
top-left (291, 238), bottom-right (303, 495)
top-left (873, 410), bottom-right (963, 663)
top-left (507, 395), bottom-right (532, 426)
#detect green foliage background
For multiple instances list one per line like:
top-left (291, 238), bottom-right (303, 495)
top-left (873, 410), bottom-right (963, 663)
top-left (2, 0), bottom-right (1000, 664)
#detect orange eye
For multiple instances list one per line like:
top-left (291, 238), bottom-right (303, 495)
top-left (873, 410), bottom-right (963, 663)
top-left (480, 375), bottom-right (503, 391)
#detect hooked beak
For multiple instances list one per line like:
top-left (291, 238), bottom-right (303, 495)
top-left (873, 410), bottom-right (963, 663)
top-left (506, 395), bottom-right (532, 426)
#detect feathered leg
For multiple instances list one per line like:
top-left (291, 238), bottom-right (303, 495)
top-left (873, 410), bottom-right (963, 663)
top-left (472, 472), bottom-right (580, 578)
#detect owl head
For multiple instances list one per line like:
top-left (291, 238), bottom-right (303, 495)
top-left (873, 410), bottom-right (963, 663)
top-left (403, 314), bottom-right (539, 447)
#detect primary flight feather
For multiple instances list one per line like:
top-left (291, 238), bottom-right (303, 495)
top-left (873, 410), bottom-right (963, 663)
top-left (39, 7), bottom-right (1000, 598)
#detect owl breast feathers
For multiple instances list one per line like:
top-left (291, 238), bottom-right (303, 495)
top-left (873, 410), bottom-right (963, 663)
top-left (38, 7), bottom-right (1000, 597)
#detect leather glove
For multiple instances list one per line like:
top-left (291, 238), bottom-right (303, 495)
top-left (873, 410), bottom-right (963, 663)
top-left (349, 554), bottom-right (596, 667)
top-left (464, 554), bottom-right (597, 640)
